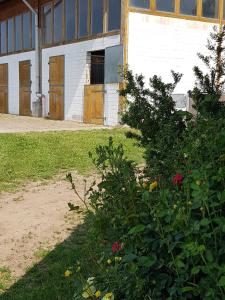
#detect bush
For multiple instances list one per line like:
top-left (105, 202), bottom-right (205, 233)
top-left (69, 27), bottom-right (225, 300)
top-left (120, 70), bottom-right (190, 178)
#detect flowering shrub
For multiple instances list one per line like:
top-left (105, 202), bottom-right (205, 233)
top-left (81, 124), bottom-right (225, 299)
top-left (69, 28), bottom-right (225, 300)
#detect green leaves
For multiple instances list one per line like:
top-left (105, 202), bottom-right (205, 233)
top-left (218, 276), bottom-right (225, 287)
top-left (137, 255), bottom-right (156, 268)
top-left (128, 225), bottom-right (146, 235)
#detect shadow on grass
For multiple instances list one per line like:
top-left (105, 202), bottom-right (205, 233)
top-left (0, 223), bottom-right (89, 300)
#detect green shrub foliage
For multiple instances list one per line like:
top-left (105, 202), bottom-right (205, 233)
top-left (189, 25), bottom-right (225, 117)
top-left (70, 27), bottom-right (225, 300)
top-left (120, 70), bottom-right (190, 178)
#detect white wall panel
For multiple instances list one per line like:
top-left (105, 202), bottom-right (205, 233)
top-left (128, 13), bottom-right (215, 95)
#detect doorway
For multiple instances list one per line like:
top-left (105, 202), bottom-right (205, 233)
top-left (83, 50), bottom-right (105, 125)
top-left (19, 60), bottom-right (31, 116)
top-left (0, 63), bottom-right (8, 114)
top-left (49, 55), bottom-right (65, 120)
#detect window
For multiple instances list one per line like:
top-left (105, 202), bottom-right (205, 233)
top-left (224, 0), bottom-right (225, 19)
top-left (15, 15), bottom-right (22, 51)
top-left (32, 13), bottom-right (35, 49)
top-left (43, 4), bottom-right (53, 44)
top-left (78, 0), bottom-right (88, 37)
top-left (202, 0), bottom-right (218, 18)
top-left (0, 21), bottom-right (7, 54)
top-left (7, 18), bottom-right (14, 53)
top-left (156, 0), bottom-right (175, 12)
top-left (129, 0), bottom-right (149, 9)
top-left (54, 0), bottom-right (63, 43)
top-left (23, 12), bottom-right (31, 49)
top-left (91, 0), bottom-right (104, 35)
top-left (180, 0), bottom-right (197, 16)
top-left (108, 0), bottom-right (121, 31)
top-left (65, 0), bottom-right (76, 41)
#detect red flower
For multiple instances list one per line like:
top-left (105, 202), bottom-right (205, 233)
top-left (172, 173), bottom-right (184, 186)
top-left (112, 242), bottom-right (122, 254)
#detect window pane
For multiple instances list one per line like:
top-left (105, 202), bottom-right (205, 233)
top-left (129, 0), bottom-right (149, 8)
top-left (224, 0), bottom-right (225, 18)
top-left (156, 0), bottom-right (175, 12)
top-left (0, 21), bottom-right (7, 54)
top-left (78, 0), bottom-right (88, 37)
top-left (15, 15), bottom-right (22, 51)
top-left (32, 12), bottom-right (35, 48)
top-left (54, 0), bottom-right (63, 43)
top-left (23, 12), bottom-right (31, 49)
top-left (180, 0), bottom-right (197, 15)
top-left (91, 0), bottom-right (103, 34)
top-left (43, 4), bottom-right (53, 44)
top-left (202, 0), bottom-right (218, 18)
top-left (65, 0), bottom-right (76, 41)
top-left (8, 18), bottom-right (14, 53)
top-left (108, 0), bottom-right (121, 31)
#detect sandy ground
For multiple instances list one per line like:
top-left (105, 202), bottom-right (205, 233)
top-left (0, 114), bottom-right (108, 133)
top-left (0, 173), bottom-right (94, 278)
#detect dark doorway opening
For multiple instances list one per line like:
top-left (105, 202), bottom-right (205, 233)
top-left (90, 50), bottom-right (105, 84)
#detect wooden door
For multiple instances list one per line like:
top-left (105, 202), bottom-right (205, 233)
top-left (83, 84), bottom-right (104, 125)
top-left (49, 56), bottom-right (64, 120)
top-left (19, 60), bottom-right (31, 116)
top-left (0, 64), bottom-right (8, 114)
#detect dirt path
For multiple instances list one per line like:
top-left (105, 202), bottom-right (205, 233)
top-left (0, 174), bottom-right (93, 279)
top-left (0, 114), bottom-right (107, 133)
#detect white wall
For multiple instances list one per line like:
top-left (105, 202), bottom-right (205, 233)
top-left (128, 13), bottom-right (215, 94)
top-left (42, 35), bottom-right (121, 125)
top-left (104, 83), bottom-right (120, 126)
top-left (0, 51), bottom-right (36, 115)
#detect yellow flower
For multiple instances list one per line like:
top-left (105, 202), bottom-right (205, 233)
top-left (64, 270), bottom-right (72, 277)
top-left (102, 292), bottom-right (114, 300)
top-left (114, 256), bottom-right (122, 262)
top-left (95, 290), bottom-right (101, 298)
top-left (107, 259), bottom-right (112, 265)
top-left (82, 286), bottom-right (96, 298)
top-left (149, 181), bottom-right (158, 192)
top-left (76, 266), bottom-right (81, 272)
top-left (173, 204), bottom-right (177, 209)
top-left (196, 180), bottom-right (201, 186)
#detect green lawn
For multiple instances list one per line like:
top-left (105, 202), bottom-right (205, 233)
top-left (0, 129), bottom-right (143, 192)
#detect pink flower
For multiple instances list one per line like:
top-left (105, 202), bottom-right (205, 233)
top-left (112, 242), bottom-right (122, 254)
top-left (172, 173), bottom-right (184, 186)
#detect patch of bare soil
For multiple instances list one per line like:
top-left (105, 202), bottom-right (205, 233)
top-left (0, 173), bottom-right (93, 279)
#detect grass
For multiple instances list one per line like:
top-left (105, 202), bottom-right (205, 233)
top-left (0, 268), bottom-right (12, 294)
top-left (0, 129), bottom-right (144, 192)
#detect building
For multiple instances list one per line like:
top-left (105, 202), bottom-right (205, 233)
top-left (0, 0), bottom-right (223, 125)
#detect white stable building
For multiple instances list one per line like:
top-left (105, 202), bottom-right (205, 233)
top-left (0, 0), bottom-right (222, 125)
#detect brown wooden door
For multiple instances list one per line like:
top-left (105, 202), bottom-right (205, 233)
top-left (0, 64), bottom-right (8, 114)
top-left (49, 56), bottom-right (64, 120)
top-left (83, 84), bottom-right (104, 125)
top-left (19, 60), bottom-right (31, 116)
